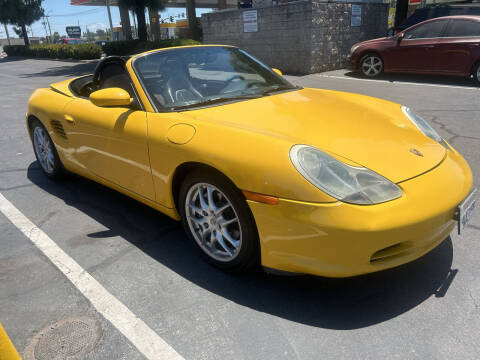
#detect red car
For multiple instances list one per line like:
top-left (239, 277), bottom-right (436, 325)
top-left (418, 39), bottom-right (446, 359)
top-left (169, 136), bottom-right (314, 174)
top-left (57, 38), bottom-right (84, 45)
top-left (348, 16), bottom-right (480, 83)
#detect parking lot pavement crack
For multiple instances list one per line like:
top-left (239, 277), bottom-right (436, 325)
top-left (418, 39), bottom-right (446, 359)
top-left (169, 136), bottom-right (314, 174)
top-left (468, 290), bottom-right (480, 311)
top-left (424, 115), bottom-right (480, 145)
top-left (0, 183), bottom-right (34, 191)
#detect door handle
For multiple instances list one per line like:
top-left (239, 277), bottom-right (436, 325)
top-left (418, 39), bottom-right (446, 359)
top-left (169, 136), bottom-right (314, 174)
top-left (425, 45), bottom-right (435, 48)
top-left (64, 115), bottom-right (75, 125)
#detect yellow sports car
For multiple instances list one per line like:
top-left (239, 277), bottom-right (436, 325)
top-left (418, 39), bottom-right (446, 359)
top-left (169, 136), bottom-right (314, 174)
top-left (27, 45), bottom-right (476, 277)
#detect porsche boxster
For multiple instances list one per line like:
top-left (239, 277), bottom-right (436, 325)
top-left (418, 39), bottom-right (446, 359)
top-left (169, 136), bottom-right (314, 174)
top-left (27, 45), bottom-right (476, 277)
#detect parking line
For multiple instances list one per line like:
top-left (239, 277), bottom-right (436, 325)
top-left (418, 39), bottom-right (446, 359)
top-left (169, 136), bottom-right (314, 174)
top-left (316, 74), bottom-right (479, 91)
top-left (0, 193), bottom-right (184, 360)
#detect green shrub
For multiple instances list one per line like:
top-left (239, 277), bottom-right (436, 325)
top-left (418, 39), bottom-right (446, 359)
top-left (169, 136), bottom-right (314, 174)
top-left (3, 43), bottom-right (102, 60)
top-left (103, 39), bottom-right (201, 56)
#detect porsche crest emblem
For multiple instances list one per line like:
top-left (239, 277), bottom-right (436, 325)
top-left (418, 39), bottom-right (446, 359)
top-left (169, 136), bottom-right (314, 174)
top-left (410, 148), bottom-right (424, 157)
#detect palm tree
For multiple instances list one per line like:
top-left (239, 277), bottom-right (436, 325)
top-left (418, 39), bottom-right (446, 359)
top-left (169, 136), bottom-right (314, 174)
top-left (118, 0), bottom-right (165, 41)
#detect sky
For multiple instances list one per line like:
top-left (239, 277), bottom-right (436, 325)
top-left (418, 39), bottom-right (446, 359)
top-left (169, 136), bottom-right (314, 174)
top-left (0, 0), bottom-right (213, 38)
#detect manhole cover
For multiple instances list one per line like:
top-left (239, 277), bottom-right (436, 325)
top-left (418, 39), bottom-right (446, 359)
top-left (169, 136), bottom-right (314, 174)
top-left (24, 317), bottom-right (103, 360)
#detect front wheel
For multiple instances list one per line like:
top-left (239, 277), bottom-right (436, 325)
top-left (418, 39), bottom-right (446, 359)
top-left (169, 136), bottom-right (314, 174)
top-left (179, 170), bottom-right (259, 272)
top-left (30, 119), bottom-right (64, 179)
top-left (360, 53), bottom-right (383, 78)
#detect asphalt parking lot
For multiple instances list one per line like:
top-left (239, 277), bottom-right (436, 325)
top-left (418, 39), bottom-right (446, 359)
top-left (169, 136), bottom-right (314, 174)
top-left (0, 57), bottom-right (479, 360)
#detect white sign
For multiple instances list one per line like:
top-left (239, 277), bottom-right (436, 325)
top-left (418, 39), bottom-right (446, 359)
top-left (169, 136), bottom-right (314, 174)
top-left (351, 5), bottom-right (362, 27)
top-left (243, 10), bottom-right (258, 33)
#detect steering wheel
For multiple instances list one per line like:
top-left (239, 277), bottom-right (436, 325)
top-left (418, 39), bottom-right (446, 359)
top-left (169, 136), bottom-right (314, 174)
top-left (224, 75), bottom-right (245, 85)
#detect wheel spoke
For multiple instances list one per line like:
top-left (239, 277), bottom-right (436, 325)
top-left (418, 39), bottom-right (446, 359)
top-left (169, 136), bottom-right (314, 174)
top-left (206, 186), bottom-right (217, 212)
top-left (189, 202), bottom-right (202, 215)
top-left (215, 231), bottom-right (233, 256)
top-left (214, 203), bottom-right (231, 216)
top-left (198, 187), bottom-right (210, 212)
top-left (218, 217), bottom-right (237, 228)
top-left (221, 228), bottom-right (240, 249)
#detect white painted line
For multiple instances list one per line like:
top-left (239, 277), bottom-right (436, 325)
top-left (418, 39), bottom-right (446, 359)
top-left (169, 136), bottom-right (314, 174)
top-left (0, 192), bottom-right (184, 360)
top-left (316, 74), bottom-right (479, 91)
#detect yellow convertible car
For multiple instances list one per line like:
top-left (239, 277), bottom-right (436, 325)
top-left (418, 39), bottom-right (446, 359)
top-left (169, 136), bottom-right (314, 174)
top-left (27, 45), bottom-right (476, 277)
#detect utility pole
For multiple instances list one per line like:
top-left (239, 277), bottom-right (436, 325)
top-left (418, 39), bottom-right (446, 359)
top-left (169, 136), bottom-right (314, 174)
top-left (3, 24), bottom-right (11, 45)
top-left (42, 17), bottom-right (49, 42)
top-left (105, 0), bottom-right (114, 41)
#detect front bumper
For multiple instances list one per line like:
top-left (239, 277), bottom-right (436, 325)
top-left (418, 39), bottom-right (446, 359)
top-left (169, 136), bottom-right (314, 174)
top-left (248, 149), bottom-right (473, 278)
top-left (346, 54), bottom-right (356, 71)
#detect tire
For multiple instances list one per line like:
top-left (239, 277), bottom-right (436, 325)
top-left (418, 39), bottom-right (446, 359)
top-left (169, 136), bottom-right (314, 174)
top-left (30, 119), bottom-right (64, 179)
top-left (472, 62), bottom-right (480, 85)
top-left (360, 53), bottom-right (383, 78)
top-left (178, 170), bottom-right (259, 272)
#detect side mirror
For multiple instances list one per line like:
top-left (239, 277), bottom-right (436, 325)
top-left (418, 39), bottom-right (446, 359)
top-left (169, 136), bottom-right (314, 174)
top-left (272, 68), bottom-right (283, 76)
top-left (396, 33), bottom-right (404, 43)
top-left (89, 88), bottom-right (131, 107)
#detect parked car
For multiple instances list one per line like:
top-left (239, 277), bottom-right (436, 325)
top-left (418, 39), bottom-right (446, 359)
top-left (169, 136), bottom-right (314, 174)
top-left (349, 16), bottom-right (480, 83)
top-left (26, 46), bottom-right (475, 277)
top-left (57, 38), bottom-right (84, 45)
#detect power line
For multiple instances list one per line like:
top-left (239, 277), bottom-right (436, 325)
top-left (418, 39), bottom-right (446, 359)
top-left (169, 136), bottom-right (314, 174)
top-left (49, 8), bottom-right (104, 17)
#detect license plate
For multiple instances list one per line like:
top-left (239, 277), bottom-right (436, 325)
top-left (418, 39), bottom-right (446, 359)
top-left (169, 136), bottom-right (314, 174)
top-left (454, 188), bottom-right (477, 235)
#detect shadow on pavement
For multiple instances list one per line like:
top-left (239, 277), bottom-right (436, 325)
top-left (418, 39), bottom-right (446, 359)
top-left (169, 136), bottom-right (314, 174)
top-left (27, 161), bottom-right (456, 330)
top-left (18, 61), bottom-right (98, 78)
top-left (343, 70), bottom-right (478, 88)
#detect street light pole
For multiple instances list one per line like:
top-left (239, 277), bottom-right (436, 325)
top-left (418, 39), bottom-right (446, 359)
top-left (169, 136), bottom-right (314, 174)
top-left (105, 0), bottom-right (114, 41)
top-left (3, 23), bottom-right (11, 45)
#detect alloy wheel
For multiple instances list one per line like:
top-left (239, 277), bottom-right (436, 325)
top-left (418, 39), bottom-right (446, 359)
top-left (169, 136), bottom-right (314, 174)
top-left (33, 126), bottom-right (55, 174)
top-left (362, 55), bottom-right (383, 77)
top-left (185, 183), bottom-right (242, 262)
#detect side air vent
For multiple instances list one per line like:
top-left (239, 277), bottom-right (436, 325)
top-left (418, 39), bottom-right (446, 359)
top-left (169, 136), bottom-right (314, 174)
top-left (50, 120), bottom-right (67, 140)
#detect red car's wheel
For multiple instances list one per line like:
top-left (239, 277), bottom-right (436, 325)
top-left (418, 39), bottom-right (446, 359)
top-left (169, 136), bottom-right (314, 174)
top-left (360, 53), bottom-right (383, 78)
top-left (473, 62), bottom-right (480, 85)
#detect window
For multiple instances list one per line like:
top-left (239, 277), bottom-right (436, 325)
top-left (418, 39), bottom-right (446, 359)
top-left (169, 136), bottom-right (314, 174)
top-left (404, 20), bottom-right (448, 39)
top-left (446, 19), bottom-right (480, 37)
top-left (133, 47), bottom-right (296, 111)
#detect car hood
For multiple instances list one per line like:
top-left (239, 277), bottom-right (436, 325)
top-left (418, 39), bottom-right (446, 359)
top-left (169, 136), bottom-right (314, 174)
top-left (182, 88), bottom-right (446, 183)
top-left (356, 37), bottom-right (391, 46)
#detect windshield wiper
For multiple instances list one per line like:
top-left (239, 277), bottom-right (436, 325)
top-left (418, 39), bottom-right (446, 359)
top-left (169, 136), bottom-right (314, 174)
top-left (171, 94), bottom-right (262, 111)
top-left (261, 85), bottom-right (299, 96)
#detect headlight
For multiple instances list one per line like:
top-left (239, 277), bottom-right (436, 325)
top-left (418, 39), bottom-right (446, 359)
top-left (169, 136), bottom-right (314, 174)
top-left (401, 106), bottom-right (449, 149)
top-left (350, 44), bottom-right (360, 54)
top-left (290, 145), bottom-right (402, 205)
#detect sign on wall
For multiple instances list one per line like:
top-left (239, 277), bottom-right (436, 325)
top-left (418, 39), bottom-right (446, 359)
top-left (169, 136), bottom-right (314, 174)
top-left (351, 5), bottom-right (362, 27)
top-left (66, 26), bottom-right (81, 38)
top-left (243, 10), bottom-right (258, 33)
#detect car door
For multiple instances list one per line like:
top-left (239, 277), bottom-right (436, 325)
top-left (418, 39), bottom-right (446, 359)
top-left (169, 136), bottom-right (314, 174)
top-left (433, 19), bottom-right (480, 75)
top-left (63, 64), bottom-right (155, 200)
top-left (385, 19), bottom-right (449, 73)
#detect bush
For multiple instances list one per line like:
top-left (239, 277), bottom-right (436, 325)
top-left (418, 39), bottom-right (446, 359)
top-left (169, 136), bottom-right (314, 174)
top-left (4, 43), bottom-right (102, 60)
top-left (103, 39), bottom-right (201, 56)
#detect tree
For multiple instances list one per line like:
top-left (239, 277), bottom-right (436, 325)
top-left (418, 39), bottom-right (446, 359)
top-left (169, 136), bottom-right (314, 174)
top-left (0, 0), bottom-right (44, 46)
top-left (118, 0), bottom-right (165, 41)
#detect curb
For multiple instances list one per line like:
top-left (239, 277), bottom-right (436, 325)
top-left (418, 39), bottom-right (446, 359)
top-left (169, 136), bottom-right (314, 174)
top-left (0, 323), bottom-right (21, 360)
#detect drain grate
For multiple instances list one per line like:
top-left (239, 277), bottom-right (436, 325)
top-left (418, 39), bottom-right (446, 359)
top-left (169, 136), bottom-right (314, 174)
top-left (24, 317), bottom-right (103, 360)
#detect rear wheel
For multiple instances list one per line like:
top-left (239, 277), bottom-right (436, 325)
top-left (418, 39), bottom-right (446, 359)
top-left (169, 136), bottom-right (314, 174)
top-left (178, 170), bottom-right (259, 272)
top-left (360, 53), bottom-right (383, 78)
top-left (473, 62), bottom-right (480, 85)
top-left (30, 119), bottom-right (64, 179)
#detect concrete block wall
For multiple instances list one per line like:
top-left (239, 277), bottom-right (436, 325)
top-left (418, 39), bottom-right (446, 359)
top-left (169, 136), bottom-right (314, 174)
top-left (202, 1), bottom-right (313, 74)
top-left (310, 1), bottom-right (388, 73)
top-left (201, 1), bottom-right (388, 75)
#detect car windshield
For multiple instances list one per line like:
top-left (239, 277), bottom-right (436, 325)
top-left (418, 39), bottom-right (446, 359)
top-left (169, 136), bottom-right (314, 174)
top-left (132, 46), bottom-right (298, 111)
